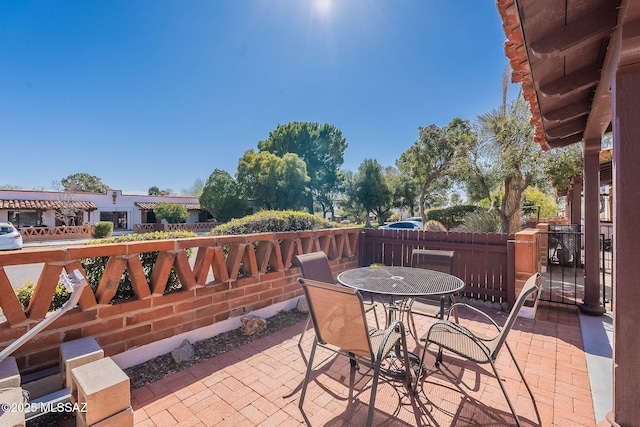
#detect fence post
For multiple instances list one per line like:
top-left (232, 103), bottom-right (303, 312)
top-left (358, 230), bottom-right (367, 267)
top-left (513, 228), bottom-right (541, 301)
top-left (507, 239), bottom-right (516, 309)
top-left (535, 223), bottom-right (550, 270)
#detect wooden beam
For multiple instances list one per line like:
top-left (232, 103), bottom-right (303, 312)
top-left (546, 118), bottom-right (587, 139)
top-left (548, 133), bottom-right (584, 148)
top-left (539, 65), bottom-right (600, 98)
top-left (530, 6), bottom-right (617, 59)
top-left (543, 99), bottom-right (591, 123)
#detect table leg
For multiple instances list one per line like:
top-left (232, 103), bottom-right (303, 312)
top-left (437, 295), bottom-right (445, 364)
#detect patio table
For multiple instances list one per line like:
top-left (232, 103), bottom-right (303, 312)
top-left (337, 265), bottom-right (465, 378)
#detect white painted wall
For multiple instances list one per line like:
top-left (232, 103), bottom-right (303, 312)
top-left (0, 189), bottom-right (201, 229)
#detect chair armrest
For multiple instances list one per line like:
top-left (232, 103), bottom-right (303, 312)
top-left (422, 319), bottom-right (493, 362)
top-left (375, 321), bottom-right (404, 360)
top-left (445, 303), bottom-right (502, 340)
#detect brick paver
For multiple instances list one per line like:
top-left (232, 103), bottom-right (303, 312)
top-left (132, 301), bottom-right (593, 426)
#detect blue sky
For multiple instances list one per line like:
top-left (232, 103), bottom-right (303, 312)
top-left (0, 1), bottom-right (514, 195)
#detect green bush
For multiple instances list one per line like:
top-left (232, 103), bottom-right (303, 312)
top-left (93, 221), bottom-right (114, 238)
top-left (81, 231), bottom-right (197, 302)
top-left (209, 210), bottom-right (341, 235)
top-left (16, 280), bottom-right (71, 312)
top-left (451, 210), bottom-right (501, 233)
top-left (154, 202), bottom-right (189, 224)
top-left (426, 205), bottom-right (483, 228)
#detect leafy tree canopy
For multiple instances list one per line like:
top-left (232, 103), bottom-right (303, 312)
top-left (60, 173), bottom-right (108, 193)
top-left (351, 159), bottom-right (392, 227)
top-left (397, 118), bottom-right (472, 223)
top-left (200, 169), bottom-right (247, 222)
top-left (542, 143), bottom-right (583, 193)
top-left (236, 150), bottom-right (310, 211)
top-left (258, 122), bottom-right (347, 213)
top-left (384, 166), bottom-right (420, 217)
top-left (523, 187), bottom-right (558, 218)
top-left (153, 202), bottom-right (189, 224)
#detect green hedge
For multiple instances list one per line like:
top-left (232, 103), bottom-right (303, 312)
top-left (93, 221), bottom-right (114, 238)
top-left (209, 210), bottom-right (341, 235)
top-left (426, 205), bottom-right (483, 228)
top-left (15, 280), bottom-right (71, 312)
top-left (81, 231), bottom-right (197, 302)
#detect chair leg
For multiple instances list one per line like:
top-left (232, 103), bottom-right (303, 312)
top-left (366, 352), bottom-right (385, 427)
top-left (488, 359), bottom-right (521, 427)
top-left (505, 342), bottom-right (541, 425)
top-left (371, 306), bottom-right (380, 329)
top-left (298, 313), bottom-right (311, 345)
top-left (299, 337), bottom-right (318, 409)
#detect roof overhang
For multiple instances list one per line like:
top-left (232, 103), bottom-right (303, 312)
top-left (497, 0), bottom-right (640, 151)
top-left (135, 202), bottom-right (202, 211)
top-left (0, 200), bottom-right (98, 211)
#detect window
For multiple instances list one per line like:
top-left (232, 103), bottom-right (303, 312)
top-left (100, 211), bottom-right (128, 230)
top-left (8, 211), bottom-right (40, 227)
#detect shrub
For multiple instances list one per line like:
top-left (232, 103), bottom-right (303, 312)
top-left (93, 221), bottom-right (114, 238)
top-left (209, 210), bottom-right (340, 235)
top-left (426, 205), bottom-right (482, 228)
top-left (81, 231), bottom-right (197, 302)
top-left (154, 202), bottom-right (189, 224)
top-left (16, 280), bottom-right (71, 312)
top-left (451, 210), bottom-right (501, 233)
top-left (423, 220), bottom-right (447, 232)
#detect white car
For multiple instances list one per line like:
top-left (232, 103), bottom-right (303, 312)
top-left (380, 220), bottom-right (423, 231)
top-left (0, 222), bottom-right (23, 250)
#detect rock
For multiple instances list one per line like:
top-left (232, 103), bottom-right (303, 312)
top-left (171, 339), bottom-right (194, 364)
top-left (484, 300), bottom-right (494, 309)
top-left (297, 297), bottom-right (309, 313)
top-left (241, 315), bottom-right (267, 336)
top-left (501, 302), bottom-right (510, 312)
top-left (492, 301), bottom-right (502, 311)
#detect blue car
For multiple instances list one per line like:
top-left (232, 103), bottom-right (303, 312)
top-left (380, 221), bottom-right (423, 231)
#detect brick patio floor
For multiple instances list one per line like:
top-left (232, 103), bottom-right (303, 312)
top-left (131, 301), bottom-right (593, 426)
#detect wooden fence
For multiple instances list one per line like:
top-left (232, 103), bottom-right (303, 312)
top-left (360, 229), bottom-right (515, 306)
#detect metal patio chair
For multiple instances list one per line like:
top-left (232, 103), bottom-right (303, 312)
top-left (297, 277), bottom-right (413, 427)
top-left (387, 249), bottom-right (459, 337)
top-left (295, 252), bottom-right (379, 345)
top-left (419, 273), bottom-right (542, 426)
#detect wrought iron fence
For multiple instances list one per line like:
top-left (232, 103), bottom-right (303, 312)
top-left (539, 223), bottom-right (613, 310)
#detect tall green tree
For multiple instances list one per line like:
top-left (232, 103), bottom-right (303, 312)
top-left (154, 202), bottom-right (189, 224)
top-left (385, 166), bottom-right (420, 216)
top-left (200, 169), bottom-right (247, 222)
top-left (60, 173), bottom-right (108, 193)
top-left (542, 143), bottom-right (583, 194)
top-left (258, 122), bottom-right (347, 214)
top-left (351, 159), bottom-right (392, 227)
top-left (236, 150), bottom-right (310, 211)
top-left (397, 118), bottom-right (471, 223)
top-left (468, 93), bottom-right (540, 233)
top-left (148, 186), bottom-right (161, 196)
top-left (337, 170), bottom-right (367, 223)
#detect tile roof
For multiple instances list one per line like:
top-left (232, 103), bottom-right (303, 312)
top-left (134, 202), bottom-right (201, 210)
top-left (0, 199), bottom-right (97, 210)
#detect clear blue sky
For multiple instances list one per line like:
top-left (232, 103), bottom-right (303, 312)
top-left (0, 0), bottom-right (514, 195)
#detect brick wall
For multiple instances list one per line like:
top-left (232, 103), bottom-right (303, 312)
top-left (0, 228), bottom-right (361, 374)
